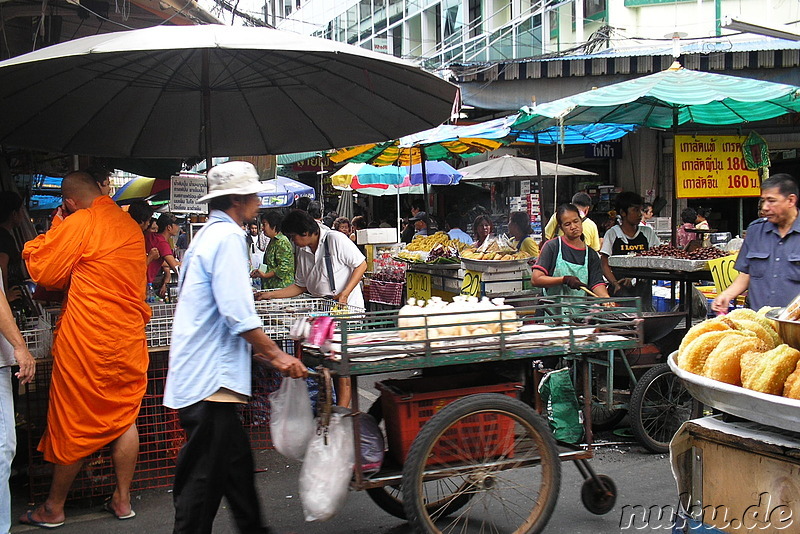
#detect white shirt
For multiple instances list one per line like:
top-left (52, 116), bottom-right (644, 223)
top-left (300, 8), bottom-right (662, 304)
top-left (0, 278), bottom-right (13, 368)
top-left (295, 225), bottom-right (366, 310)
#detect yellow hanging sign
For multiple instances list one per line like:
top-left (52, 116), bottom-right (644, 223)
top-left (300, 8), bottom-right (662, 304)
top-left (675, 135), bottom-right (761, 199)
top-left (708, 253), bottom-right (739, 294)
top-left (460, 270), bottom-right (482, 297)
top-left (406, 272), bottom-right (431, 302)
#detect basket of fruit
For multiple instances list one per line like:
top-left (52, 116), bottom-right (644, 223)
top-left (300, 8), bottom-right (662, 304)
top-left (460, 235), bottom-right (531, 272)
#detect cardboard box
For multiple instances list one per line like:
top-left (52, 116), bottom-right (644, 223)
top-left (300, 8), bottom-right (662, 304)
top-left (356, 228), bottom-right (399, 244)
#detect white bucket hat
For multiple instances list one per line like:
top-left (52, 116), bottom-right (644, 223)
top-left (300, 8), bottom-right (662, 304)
top-left (197, 161), bottom-right (268, 203)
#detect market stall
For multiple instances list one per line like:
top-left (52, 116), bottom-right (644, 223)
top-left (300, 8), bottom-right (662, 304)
top-left (668, 306), bottom-right (800, 533)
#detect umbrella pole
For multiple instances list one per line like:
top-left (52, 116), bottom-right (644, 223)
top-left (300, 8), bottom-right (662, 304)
top-left (202, 49), bottom-right (213, 173)
top-left (671, 108), bottom-right (678, 245)
top-left (420, 148), bottom-right (430, 213)
top-left (534, 134), bottom-right (545, 238)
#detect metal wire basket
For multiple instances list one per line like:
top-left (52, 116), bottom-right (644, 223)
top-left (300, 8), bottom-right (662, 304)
top-left (20, 316), bottom-right (53, 360)
top-left (255, 295), bottom-right (363, 339)
top-left (145, 302), bottom-right (177, 348)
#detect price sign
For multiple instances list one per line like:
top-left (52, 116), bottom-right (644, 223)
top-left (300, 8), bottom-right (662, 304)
top-left (406, 272), bottom-right (431, 302)
top-left (460, 270), bottom-right (482, 297)
top-left (709, 252), bottom-right (739, 293)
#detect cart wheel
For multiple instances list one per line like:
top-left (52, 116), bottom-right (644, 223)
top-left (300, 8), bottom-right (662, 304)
top-left (402, 394), bottom-right (561, 534)
top-left (590, 403), bottom-right (627, 431)
top-left (580, 474), bottom-right (617, 515)
top-left (630, 363), bottom-right (702, 454)
top-left (365, 399), bottom-right (469, 520)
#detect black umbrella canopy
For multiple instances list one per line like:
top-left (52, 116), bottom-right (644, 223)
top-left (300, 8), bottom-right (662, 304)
top-left (0, 25), bottom-right (458, 159)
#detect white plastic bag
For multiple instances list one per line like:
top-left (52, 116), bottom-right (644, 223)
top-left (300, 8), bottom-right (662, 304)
top-left (299, 409), bottom-right (355, 522)
top-left (268, 377), bottom-right (314, 461)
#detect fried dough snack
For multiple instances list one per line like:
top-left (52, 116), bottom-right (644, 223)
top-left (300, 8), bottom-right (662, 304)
top-left (702, 336), bottom-right (764, 386)
top-left (731, 318), bottom-right (777, 350)
top-left (783, 360), bottom-right (800, 399)
top-left (678, 330), bottom-right (754, 375)
top-left (678, 317), bottom-right (736, 357)
top-left (740, 344), bottom-right (800, 395)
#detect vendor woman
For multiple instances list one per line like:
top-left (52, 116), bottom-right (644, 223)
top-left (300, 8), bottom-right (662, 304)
top-left (508, 211), bottom-right (539, 259)
top-left (531, 203), bottom-right (610, 298)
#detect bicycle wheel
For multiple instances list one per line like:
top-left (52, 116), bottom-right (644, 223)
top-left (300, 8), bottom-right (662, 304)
top-left (402, 393), bottom-right (561, 534)
top-left (630, 363), bottom-right (702, 453)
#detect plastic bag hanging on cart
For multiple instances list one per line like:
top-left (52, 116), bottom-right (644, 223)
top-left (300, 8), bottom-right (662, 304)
top-left (538, 367), bottom-right (583, 444)
top-left (299, 408), bottom-right (355, 521)
top-left (268, 377), bottom-right (314, 461)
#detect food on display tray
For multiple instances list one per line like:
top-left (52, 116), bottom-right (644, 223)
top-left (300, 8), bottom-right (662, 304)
top-left (675, 307), bottom-right (800, 399)
top-left (636, 244), bottom-right (731, 260)
top-left (397, 232), bottom-right (466, 264)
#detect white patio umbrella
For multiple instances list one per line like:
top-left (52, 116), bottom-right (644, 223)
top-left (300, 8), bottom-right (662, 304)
top-left (459, 155), bottom-right (598, 216)
top-left (0, 24), bottom-right (458, 169)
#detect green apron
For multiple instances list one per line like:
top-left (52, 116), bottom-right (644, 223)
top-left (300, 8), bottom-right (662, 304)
top-left (543, 238), bottom-right (589, 318)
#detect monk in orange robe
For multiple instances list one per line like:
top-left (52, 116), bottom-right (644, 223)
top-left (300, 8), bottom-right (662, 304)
top-left (20, 171), bottom-right (151, 528)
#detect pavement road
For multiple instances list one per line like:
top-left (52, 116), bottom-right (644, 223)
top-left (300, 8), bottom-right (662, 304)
top-left (12, 373), bottom-right (681, 533)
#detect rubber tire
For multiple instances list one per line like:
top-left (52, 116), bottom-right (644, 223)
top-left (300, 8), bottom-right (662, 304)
top-left (402, 393), bottom-right (562, 534)
top-left (630, 363), bottom-right (702, 453)
top-left (366, 486), bottom-right (407, 519)
top-left (590, 404), bottom-right (627, 431)
top-left (365, 399), bottom-right (466, 520)
top-left (580, 474), bottom-right (617, 515)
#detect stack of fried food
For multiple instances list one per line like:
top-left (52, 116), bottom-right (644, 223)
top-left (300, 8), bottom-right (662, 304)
top-left (677, 308), bottom-right (800, 399)
top-left (405, 232), bottom-right (468, 253)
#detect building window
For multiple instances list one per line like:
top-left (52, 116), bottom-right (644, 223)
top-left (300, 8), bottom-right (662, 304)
top-left (584, 0), bottom-right (606, 21)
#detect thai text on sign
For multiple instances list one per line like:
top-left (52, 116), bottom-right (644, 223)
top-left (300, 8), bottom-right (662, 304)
top-left (170, 174), bottom-right (209, 214)
top-left (675, 135), bottom-right (761, 199)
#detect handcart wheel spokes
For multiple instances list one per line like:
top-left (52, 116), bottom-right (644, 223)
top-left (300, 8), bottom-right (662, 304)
top-left (630, 363), bottom-right (702, 453)
top-left (402, 394), bottom-right (561, 534)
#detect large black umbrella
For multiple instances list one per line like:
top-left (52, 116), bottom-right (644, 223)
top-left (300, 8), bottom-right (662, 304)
top-left (0, 24), bottom-right (458, 166)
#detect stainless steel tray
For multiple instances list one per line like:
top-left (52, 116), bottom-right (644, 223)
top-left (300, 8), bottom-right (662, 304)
top-left (668, 351), bottom-right (800, 432)
top-left (461, 257), bottom-right (531, 273)
top-left (608, 255), bottom-right (709, 272)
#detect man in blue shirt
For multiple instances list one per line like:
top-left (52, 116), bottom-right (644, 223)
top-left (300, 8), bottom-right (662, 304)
top-left (713, 173), bottom-right (800, 312)
top-left (446, 212), bottom-right (472, 245)
top-left (164, 161), bottom-right (307, 534)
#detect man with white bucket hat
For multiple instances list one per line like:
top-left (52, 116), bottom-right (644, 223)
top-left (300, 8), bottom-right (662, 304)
top-left (164, 161), bottom-right (307, 534)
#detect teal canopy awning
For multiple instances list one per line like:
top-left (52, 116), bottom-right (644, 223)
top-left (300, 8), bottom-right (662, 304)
top-left (513, 62), bottom-right (800, 130)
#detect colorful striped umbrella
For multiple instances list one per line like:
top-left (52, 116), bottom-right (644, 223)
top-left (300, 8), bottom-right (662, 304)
top-left (112, 177), bottom-right (171, 203)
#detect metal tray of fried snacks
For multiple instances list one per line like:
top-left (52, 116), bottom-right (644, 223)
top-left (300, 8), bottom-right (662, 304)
top-left (668, 352), bottom-right (800, 432)
top-left (608, 255), bottom-right (709, 272)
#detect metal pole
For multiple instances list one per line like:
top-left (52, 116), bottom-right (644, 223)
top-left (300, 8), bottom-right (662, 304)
top-left (534, 134), bottom-right (544, 227)
top-left (420, 148), bottom-right (430, 213)
top-left (671, 107), bottom-right (679, 245)
top-left (202, 49), bottom-right (213, 173)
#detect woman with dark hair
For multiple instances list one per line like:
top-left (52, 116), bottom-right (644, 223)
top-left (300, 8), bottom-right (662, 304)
top-left (251, 211), bottom-right (294, 290)
top-left (257, 209), bottom-right (366, 407)
top-left (0, 192), bottom-right (26, 307)
top-left (507, 211), bottom-right (539, 258)
top-left (147, 213), bottom-right (181, 298)
top-left (472, 215), bottom-right (494, 247)
top-left (333, 216), bottom-right (351, 235)
top-left (532, 203), bottom-right (610, 301)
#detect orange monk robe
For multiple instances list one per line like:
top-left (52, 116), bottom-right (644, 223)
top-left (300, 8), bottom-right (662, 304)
top-left (23, 195), bottom-right (151, 465)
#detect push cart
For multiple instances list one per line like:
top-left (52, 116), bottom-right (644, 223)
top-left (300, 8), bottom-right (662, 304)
top-left (301, 294), bottom-right (645, 534)
top-left (572, 310), bottom-right (702, 453)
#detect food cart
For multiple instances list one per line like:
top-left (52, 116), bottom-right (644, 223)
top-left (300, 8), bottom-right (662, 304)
top-left (301, 294), bottom-right (644, 532)
top-left (667, 309), bottom-right (800, 534)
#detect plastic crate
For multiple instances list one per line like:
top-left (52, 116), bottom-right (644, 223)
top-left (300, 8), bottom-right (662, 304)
top-left (19, 317), bottom-right (52, 359)
top-left (377, 373), bottom-right (521, 465)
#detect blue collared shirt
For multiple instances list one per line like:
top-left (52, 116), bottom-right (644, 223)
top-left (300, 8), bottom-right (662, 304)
top-left (448, 228), bottom-right (473, 245)
top-left (735, 214), bottom-right (800, 310)
top-left (164, 210), bottom-right (262, 409)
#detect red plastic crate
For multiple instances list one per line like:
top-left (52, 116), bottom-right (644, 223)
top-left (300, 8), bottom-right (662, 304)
top-left (377, 373), bottom-right (521, 465)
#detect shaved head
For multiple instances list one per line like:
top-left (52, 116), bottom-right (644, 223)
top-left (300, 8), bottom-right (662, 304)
top-left (62, 171), bottom-right (101, 209)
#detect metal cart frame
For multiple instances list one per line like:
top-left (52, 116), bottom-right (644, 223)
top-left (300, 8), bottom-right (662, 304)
top-left (302, 295), bottom-right (644, 534)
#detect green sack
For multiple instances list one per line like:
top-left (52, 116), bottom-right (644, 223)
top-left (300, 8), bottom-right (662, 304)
top-left (538, 368), bottom-right (583, 444)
